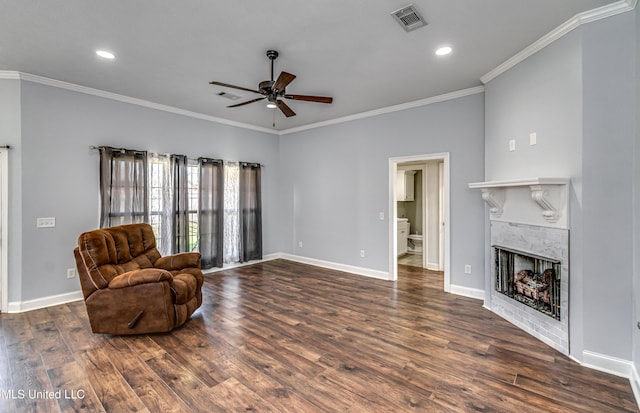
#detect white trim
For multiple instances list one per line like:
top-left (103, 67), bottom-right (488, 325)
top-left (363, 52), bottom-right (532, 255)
top-left (204, 252), bottom-right (390, 280)
top-left (202, 253), bottom-right (282, 274)
top-left (389, 153), bottom-right (451, 292)
top-left (278, 253), bottom-right (390, 280)
top-left (7, 290), bottom-right (83, 313)
top-left (631, 364), bottom-right (640, 410)
top-left (1, 71), bottom-right (278, 135)
top-left (480, 0), bottom-right (637, 84)
top-left (582, 350), bottom-right (633, 378)
top-left (426, 263), bottom-right (440, 271)
top-left (0, 72), bottom-right (20, 80)
top-left (449, 284), bottom-right (485, 300)
top-left (0, 149), bottom-right (7, 313)
top-left (279, 87), bottom-right (485, 135)
top-left (1, 71), bottom-right (484, 137)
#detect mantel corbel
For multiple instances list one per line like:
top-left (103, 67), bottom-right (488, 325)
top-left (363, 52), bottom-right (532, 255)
top-left (529, 185), bottom-right (560, 223)
top-left (480, 188), bottom-right (505, 218)
top-left (468, 178), bottom-right (569, 226)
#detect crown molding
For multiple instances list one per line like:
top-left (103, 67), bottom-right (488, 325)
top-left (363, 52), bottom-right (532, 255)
top-left (481, 0), bottom-right (637, 84)
top-left (278, 86), bottom-right (485, 135)
top-left (0, 71), bottom-right (279, 135)
top-left (2, 70), bottom-right (484, 137)
top-left (0, 71), bottom-right (20, 80)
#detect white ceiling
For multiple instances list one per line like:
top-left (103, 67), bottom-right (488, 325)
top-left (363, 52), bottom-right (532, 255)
top-left (0, 0), bottom-right (620, 131)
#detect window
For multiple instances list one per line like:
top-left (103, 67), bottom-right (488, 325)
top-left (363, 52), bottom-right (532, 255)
top-left (99, 146), bottom-right (261, 268)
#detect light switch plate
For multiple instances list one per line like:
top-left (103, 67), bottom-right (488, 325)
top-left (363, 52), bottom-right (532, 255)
top-left (37, 217), bottom-right (56, 228)
top-left (509, 139), bottom-right (516, 152)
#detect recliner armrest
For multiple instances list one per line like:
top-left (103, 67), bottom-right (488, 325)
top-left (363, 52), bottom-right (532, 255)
top-left (108, 268), bottom-right (173, 289)
top-left (155, 252), bottom-right (202, 271)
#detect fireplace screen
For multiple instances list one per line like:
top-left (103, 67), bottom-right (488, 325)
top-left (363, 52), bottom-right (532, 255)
top-left (494, 246), bottom-right (561, 320)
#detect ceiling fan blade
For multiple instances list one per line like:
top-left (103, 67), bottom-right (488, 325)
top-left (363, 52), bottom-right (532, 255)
top-left (227, 97), bottom-right (265, 108)
top-left (284, 94), bottom-right (333, 104)
top-left (209, 81), bottom-right (262, 95)
top-left (276, 100), bottom-right (296, 117)
top-left (273, 71), bottom-right (296, 92)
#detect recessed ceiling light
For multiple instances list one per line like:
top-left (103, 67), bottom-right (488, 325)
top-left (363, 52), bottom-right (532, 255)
top-left (96, 50), bottom-right (115, 59)
top-left (435, 46), bottom-right (452, 56)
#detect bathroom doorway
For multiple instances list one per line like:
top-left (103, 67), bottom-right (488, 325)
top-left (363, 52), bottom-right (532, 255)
top-left (389, 153), bottom-right (450, 292)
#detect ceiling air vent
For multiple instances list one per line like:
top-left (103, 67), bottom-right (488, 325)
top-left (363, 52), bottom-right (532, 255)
top-left (391, 4), bottom-right (428, 32)
top-left (217, 91), bottom-right (242, 101)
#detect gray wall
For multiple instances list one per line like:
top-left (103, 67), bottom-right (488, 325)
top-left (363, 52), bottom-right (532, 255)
top-left (279, 92), bottom-right (486, 290)
top-left (14, 80), bottom-right (281, 302)
top-left (581, 12), bottom-right (635, 363)
top-left (485, 12), bottom-right (636, 361)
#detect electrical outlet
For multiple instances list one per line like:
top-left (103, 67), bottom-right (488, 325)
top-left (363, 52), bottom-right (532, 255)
top-left (360, 250), bottom-right (366, 258)
top-left (464, 265), bottom-right (472, 274)
top-left (36, 217), bottom-right (56, 228)
top-left (529, 132), bottom-right (537, 145)
top-left (66, 268), bottom-right (76, 279)
top-left (298, 241), bottom-right (303, 248)
top-left (379, 212), bottom-right (385, 220)
top-left (508, 139), bottom-right (516, 152)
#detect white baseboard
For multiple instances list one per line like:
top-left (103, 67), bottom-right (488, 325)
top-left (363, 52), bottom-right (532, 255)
top-left (426, 262), bottom-right (440, 271)
top-left (278, 253), bottom-right (390, 280)
top-left (582, 350), bottom-right (640, 409)
top-left (7, 290), bottom-right (83, 313)
top-left (202, 253), bottom-right (282, 274)
top-left (449, 284), bottom-right (485, 300)
top-left (631, 363), bottom-right (640, 410)
top-left (582, 350), bottom-right (633, 378)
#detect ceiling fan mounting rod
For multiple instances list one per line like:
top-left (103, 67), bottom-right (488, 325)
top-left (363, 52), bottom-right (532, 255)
top-left (266, 50), bottom-right (279, 82)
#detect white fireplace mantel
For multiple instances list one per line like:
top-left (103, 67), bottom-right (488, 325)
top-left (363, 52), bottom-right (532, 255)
top-left (468, 178), bottom-right (570, 227)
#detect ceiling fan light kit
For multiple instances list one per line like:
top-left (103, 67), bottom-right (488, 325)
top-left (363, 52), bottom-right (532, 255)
top-left (209, 50), bottom-right (333, 120)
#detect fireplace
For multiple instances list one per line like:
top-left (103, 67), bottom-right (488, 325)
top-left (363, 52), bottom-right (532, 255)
top-left (469, 178), bottom-right (570, 355)
top-left (493, 246), bottom-right (561, 320)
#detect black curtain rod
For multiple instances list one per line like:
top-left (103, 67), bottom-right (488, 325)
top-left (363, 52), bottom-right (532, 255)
top-left (89, 145), bottom-right (264, 167)
top-left (0, 145), bottom-right (11, 149)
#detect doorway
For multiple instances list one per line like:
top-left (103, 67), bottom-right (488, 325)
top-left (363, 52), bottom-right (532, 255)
top-left (389, 153), bottom-right (450, 292)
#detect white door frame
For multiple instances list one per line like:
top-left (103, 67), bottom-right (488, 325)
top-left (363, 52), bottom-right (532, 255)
top-left (0, 148), bottom-right (8, 312)
top-left (389, 152), bottom-right (450, 292)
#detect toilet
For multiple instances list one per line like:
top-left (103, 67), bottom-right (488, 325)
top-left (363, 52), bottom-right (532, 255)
top-left (407, 233), bottom-right (423, 254)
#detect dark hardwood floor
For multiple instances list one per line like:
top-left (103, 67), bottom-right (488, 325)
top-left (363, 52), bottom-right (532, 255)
top-left (0, 259), bottom-right (637, 412)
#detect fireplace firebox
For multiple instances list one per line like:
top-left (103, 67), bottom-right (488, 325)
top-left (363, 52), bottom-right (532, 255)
top-left (494, 246), bottom-right (561, 320)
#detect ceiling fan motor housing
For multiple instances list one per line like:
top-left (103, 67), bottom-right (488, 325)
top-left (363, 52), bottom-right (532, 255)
top-left (259, 80), bottom-right (275, 95)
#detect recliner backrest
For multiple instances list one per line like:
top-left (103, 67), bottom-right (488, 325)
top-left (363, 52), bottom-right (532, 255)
top-left (76, 223), bottom-right (162, 296)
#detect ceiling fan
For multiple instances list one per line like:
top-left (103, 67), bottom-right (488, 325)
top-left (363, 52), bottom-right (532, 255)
top-left (209, 50), bottom-right (333, 118)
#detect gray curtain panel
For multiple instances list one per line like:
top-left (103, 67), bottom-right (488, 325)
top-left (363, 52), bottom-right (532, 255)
top-left (171, 154), bottom-right (190, 253)
top-left (239, 162), bottom-right (262, 262)
top-left (198, 158), bottom-right (224, 269)
top-left (99, 146), bottom-right (148, 228)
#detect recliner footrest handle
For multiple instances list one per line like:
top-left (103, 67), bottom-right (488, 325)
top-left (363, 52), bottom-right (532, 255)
top-left (127, 309), bottom-right (144, 329)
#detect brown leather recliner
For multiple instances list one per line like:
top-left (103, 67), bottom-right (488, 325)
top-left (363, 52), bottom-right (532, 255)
top-left (73, 223), bottom-right (204, 335)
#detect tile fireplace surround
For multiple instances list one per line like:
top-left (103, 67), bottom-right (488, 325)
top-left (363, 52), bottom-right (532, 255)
top-left (469, 178), bottom-right (570, 355)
